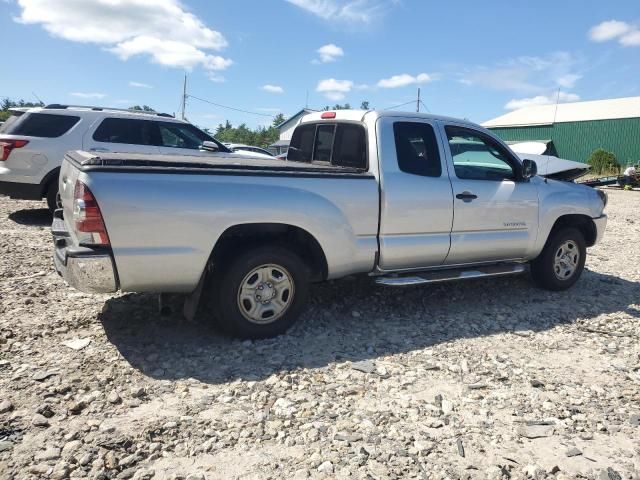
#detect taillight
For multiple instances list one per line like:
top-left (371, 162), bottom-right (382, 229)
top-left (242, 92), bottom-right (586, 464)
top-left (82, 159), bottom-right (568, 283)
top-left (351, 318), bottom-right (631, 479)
top-left (321, 111), bottom-right (336, 119)
top-left (0, 139), bottom-right (29, 161)
top-left (73, 181), bottom-right (110, 246)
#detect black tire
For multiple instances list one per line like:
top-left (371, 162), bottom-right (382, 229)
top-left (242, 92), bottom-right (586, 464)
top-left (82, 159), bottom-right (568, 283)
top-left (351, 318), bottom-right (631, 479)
top-left (210, 246), bottom-right (309, 339)
top-left (530, 227), bottom-right (586, 291)
top-left (45, 181), bottom-right (59, 213)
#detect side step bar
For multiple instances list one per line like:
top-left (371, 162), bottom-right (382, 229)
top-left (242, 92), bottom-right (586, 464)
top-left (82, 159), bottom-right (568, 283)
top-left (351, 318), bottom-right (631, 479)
top-left (375, 263), bottom-right (526, 287)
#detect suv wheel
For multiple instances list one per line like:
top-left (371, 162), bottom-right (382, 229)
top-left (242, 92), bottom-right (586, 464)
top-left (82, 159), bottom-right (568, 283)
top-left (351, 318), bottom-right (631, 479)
top-left (46, 181), bottom-right (60, 213)
top-left (530, 227), bottom-right (586, 291)
top-left (210, 246), bottom-right (309, 339)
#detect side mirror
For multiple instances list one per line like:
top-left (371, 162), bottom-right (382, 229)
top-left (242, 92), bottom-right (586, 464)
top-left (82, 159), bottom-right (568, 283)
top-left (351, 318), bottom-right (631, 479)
top-left (201, 141), bottom-right (219, 152)
top-left (522, 159), bottom-right (537, 180)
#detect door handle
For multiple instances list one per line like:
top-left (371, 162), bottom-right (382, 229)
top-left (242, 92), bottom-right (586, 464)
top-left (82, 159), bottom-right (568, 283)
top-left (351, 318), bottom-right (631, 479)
top-left (89, 147), bottom-right (109, 152)
top-left (456, 191), bottom-right (478, 201)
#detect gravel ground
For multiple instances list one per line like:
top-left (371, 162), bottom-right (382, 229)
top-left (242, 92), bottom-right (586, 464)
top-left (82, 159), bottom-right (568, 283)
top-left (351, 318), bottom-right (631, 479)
top-left (0, 189), bottom-right (639, 479)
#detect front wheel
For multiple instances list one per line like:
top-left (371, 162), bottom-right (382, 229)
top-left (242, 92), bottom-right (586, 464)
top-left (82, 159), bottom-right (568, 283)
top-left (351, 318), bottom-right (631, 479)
top-left (530, 227), bottom-right (586, 291)
top-left (210, 246), bottom-right (309, 339)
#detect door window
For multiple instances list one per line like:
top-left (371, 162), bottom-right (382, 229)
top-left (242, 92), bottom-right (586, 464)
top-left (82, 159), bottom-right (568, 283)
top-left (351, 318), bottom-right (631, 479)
top-left (93, 118), bottom-right (157, 145)
top-left (393, 122), bottom-right (442, 177)
top-left (445, 126), bottom-right (517, 181)
top-left (157, 122), bottom-right (213, 150)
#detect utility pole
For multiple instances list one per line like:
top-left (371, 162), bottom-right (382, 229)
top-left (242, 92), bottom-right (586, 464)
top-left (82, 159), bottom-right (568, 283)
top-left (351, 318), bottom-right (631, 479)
top-left (181, 74), bottom-right (187, 120)
top-left (416, 88), bottom-right (421, 113)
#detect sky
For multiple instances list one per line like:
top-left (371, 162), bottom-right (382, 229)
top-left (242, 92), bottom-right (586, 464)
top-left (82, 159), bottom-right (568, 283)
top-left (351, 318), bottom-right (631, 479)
top-left (1, 0), bottom-right (639, 130)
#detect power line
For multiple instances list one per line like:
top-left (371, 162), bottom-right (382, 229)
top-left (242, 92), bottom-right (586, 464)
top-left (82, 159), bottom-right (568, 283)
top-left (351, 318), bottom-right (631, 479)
top-left (187, 94), bottom-right (275, 118)
top-left (384, 100), bottom-right (416, 111)
top-left (420, 100), bottom-right (430, 113)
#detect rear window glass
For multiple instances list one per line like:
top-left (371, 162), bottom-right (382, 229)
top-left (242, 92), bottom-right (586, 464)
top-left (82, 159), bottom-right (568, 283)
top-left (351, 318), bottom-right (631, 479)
top-left (393, 122), bottom-right (442, 177)
top-left (287, 124), bottom-right (315, 162)
top-left (0, 114), bottom-right (25, 134)
top-left (3, 113), bottom-right (80, 138)
top-left (288, 122), bottom-right (367, 169)
top-left (93, 118), bottom-right (157, 145)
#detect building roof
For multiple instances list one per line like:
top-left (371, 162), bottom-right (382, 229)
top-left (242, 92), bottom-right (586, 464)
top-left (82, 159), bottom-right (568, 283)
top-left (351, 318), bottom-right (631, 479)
top-left (269, 139), bottom-right (290, 147)
top-left (482, 96), bottom-right (640, 128)
top-left (276, 108), bottom-right (318, 130)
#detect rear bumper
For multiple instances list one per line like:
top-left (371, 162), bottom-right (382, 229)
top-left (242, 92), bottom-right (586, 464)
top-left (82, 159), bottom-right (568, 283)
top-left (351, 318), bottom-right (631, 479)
top-left (52, 210), bottom-right (118, 294)
top-left (593, 214), bottom-right (607, 245)
top-left (0, 179), bottom-right (43, 200)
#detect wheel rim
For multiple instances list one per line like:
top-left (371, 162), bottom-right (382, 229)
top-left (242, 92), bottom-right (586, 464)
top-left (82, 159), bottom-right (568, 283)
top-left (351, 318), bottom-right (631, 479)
top-left (237, 264), bottom-right (295, 324)
top-left (553, 240), bottom-right (580, 281)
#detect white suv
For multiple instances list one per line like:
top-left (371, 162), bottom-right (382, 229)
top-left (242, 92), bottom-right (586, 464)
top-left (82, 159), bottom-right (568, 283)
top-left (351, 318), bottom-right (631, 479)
top-left (0, 104), bottom-right (232, 211)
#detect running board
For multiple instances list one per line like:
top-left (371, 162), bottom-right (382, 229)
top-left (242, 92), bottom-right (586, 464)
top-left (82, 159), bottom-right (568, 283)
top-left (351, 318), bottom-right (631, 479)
top-left (375, 263), bottom-right (526, 287)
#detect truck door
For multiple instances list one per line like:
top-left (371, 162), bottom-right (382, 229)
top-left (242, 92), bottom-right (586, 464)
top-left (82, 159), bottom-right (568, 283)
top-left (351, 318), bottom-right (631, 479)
top-left (377, 116), bottom-right (454, 270)
top-left (439, 123), bottom-right (539, 265)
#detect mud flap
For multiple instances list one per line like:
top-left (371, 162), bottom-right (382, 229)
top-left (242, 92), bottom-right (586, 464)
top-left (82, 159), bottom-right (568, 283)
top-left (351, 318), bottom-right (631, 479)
top-left (182, 273), bottom-right (206, 322)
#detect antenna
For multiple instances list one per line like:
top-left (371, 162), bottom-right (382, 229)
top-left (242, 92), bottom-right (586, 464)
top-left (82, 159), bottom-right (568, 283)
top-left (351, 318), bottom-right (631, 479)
top-left (32, 91), bottom-right (45, 105)
top-left (552, 87), bottom-right (561, 125)
top-left (181, 74), bottom-right (187, 120)
top-left (416, 88), bottom-right (421, 113)
top-left (305, 90), bottom-right (309, 109)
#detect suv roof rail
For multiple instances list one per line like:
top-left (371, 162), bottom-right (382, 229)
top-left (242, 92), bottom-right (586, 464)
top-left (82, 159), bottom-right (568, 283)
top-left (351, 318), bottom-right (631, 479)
top-left (43, 104), bottom-right (175, 118)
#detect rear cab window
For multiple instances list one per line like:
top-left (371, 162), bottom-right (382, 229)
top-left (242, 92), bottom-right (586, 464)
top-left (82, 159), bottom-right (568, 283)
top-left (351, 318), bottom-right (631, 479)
top-left (1, 113), bottom-right (80, 138)
top-left (287, 122), bottom-right (367, 169)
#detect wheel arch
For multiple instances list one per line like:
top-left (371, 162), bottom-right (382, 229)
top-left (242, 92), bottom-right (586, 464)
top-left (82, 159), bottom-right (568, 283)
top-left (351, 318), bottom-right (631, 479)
top-left (39, 167), bottom-right (61, 197)
top-left (548, 214), bottom-right (597, 247)
top-left (207, 223), bottom-right (329, 282)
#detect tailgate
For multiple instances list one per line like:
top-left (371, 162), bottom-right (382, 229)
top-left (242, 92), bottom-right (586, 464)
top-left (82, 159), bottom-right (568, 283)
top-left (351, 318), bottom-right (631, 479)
top-left (58, 152), bottom-right (84, 236)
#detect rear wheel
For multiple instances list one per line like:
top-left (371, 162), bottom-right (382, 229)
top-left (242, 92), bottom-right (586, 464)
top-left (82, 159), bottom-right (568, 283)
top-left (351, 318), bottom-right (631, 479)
top-left (530, 227), bottom-right (586, 291)
top-left (45, 180), bottom-right (60, 212)
top-left (210, 246), bottom-right (309, 339)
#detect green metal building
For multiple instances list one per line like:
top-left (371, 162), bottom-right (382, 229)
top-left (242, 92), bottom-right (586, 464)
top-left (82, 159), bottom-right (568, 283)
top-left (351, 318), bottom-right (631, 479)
top-left (482, 96), bottom-right (640, 166)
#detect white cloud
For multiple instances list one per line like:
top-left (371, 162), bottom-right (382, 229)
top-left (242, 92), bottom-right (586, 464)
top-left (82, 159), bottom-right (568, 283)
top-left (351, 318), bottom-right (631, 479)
top-left (589, 20), bottom-right (640, 47)
top-left (377, 73), bottom-right (432, 88)
top-left (15, 0), bottom-right (232, 71)
top-left (504, 92), bottom-right (580, 111)
top-left (620, 29), bottom-right (640, 46)
top-left (129, 81), bottom-right (152, 89)
top-left (286, 0), bottom-right (384, 24)
top-left (555, 73), bottom-right (582, 89)
top-left (589, 20), bottom-right (632, 42)
top-left (208, 73), bottom-right (226, 83)
top-left (110, 36), bottom-right (232, 70)
top-left (316, 43), bottom-right (344, 63)
top-left (70, 92), bottom-right (107, 99)
top-left (261, 84), bottom-right (285, 94)
top-left (460, 52), bottom-right (582, 93)
top-left (316, 78), bottom-right (354, 100)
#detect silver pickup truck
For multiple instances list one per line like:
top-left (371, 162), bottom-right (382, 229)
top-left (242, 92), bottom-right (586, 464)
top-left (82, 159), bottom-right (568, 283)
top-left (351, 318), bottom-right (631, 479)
top-left (52, 110), bottom-right (607, 338)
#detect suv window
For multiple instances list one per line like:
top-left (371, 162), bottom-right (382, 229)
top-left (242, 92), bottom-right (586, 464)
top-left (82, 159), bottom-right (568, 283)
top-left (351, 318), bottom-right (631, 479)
top-left (93, 118), bottom-right (157, 145)
top-left (157, 122), bottom-right (213, 149)
top-left (4, 113), bottom-right (80, 138)
top-left (393, 122), bottom-right (441, 177)
top-left (445, 126), bottom-right (517, 181)
top-left (288, 122), bottom-right (367, 169)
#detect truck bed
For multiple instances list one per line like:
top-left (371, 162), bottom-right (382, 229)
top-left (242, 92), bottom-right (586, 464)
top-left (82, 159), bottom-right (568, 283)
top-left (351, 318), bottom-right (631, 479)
top-left (59, 150), bottom-right (379, 293)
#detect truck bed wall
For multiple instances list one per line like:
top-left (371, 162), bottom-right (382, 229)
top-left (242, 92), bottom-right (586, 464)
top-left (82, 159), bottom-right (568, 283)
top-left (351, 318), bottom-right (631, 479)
top-left (81, 170), bottom-right (379, 292)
